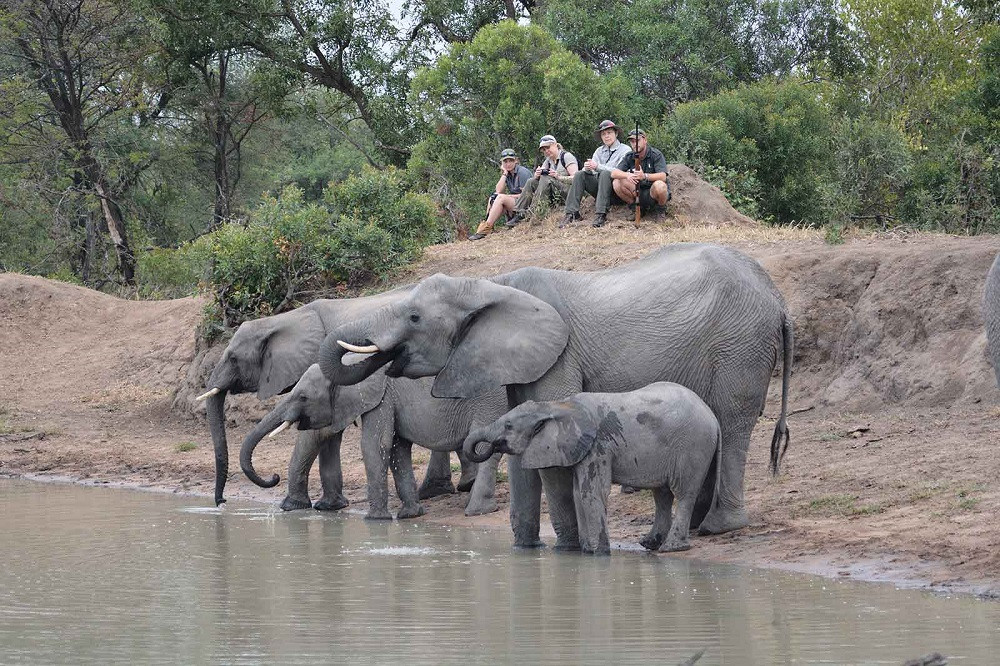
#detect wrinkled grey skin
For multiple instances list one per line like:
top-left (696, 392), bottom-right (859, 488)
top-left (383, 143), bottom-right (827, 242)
top-left (464, 383), bottom-right (722, 554)
top-left (241, 365), bottom-right (508, 519)
top-left (986, 254), bottom-right (1000, 387)
top-left (319, 243), bottom-right (792, 550)
top-left (201, 286), bottom-right (471, 508)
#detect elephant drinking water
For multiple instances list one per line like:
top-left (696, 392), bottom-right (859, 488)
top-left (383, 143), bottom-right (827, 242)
top-left (319, 243), bottom-right (793, 549)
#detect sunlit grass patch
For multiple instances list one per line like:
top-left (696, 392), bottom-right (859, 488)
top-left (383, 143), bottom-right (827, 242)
top-left (175, 442), bottom-right (198, 453)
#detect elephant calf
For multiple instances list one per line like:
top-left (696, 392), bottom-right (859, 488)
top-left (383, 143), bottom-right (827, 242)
top-left (463, 382), bottom-right (722, 555)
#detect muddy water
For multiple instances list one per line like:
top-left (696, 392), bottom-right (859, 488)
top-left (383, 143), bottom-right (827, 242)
top-left (1, 479), bottom-right (997, 665)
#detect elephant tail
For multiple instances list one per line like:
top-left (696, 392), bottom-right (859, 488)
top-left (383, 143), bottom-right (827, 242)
top-left (769, 313), bottom-right (794, 476)
top-left (713, 426), bottom-right (722, 509)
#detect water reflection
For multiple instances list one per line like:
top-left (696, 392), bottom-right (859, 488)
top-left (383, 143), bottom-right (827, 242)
top-left (1, 478), bottom-right (997, 665)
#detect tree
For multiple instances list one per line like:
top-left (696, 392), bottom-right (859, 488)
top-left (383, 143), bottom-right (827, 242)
top-left (0, 0), bottom-right (173, 284)
top-left (408, 21), bottom-right (629, 231)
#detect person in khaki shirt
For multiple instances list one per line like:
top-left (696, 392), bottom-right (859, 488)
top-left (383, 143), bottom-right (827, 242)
top-left (510, 134), bottom-right (578, 224)
top-left (469, 148), bottom-right (533, 241)
top-left (561, 119), bottom-right (631, 229)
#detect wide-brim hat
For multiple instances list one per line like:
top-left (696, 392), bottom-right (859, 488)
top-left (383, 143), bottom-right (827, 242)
top-left (538, 134), bottom-right (557, 149)
top-left (594, 119), bottom-right (621, 139)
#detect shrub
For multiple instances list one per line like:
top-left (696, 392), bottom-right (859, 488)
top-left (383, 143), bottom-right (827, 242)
top-left (135, 236), bottom-right (213, 299)
top-left (207, 168), bottom-right (440, 326)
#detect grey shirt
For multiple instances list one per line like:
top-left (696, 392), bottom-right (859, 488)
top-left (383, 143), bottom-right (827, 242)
top-left (541, 150), bottom-right (578, 177)
top-left (590, 140), bottom-right (630, 172)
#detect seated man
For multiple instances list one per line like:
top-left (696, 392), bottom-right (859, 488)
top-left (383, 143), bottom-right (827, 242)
top-left (561, 119), bottom-right (631, 229)
top-left (610, 128), bottom-right (670, 219)
top-left (511, 134), bottom-right (578, 224)
top-left (469, 148), bottom-right (533, 241)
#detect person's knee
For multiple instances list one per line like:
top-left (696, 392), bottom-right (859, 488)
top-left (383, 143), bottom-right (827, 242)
top-left (651, 181), bottom-right (668, 203)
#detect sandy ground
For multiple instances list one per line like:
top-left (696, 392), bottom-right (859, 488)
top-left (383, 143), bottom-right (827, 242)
top-left (2, 185), bottom-right (999, 599)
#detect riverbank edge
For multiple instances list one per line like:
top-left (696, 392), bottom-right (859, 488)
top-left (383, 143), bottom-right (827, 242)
top-left (6, 469), bottom-right (998, 602)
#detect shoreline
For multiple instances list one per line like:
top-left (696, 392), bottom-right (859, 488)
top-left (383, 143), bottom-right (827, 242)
top-left (6, 468), bottom-right (998, 601)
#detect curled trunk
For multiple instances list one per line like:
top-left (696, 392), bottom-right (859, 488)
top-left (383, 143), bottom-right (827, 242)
top-left (318, 320), bottom-right (393, 385)
top-left (462, 426), bottom-right (500, 463)
top-left (206, 390), bottom-right (230, 505)
top-left (239, 408), bottom-right (287, 488)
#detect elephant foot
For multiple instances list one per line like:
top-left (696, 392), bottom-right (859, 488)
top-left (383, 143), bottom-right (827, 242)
top-left (639, 532), bottom-right (664, 551)
top-left (512, 538), bottom-right (546, 549)
top-left (280, 495), bottom-right (313, 512)
top-left (553, 539), bottom-right (582, 552)
top-left (659, 538), bottom-right (692, 553)
top-left (620, 484), bottom-right (639, 494)
top-left (697, 505), bottom-right (749, 535)
top-left (582, 545), bottom-right (612, 556)
top-left (365, 508), bottom-right (393, 521)
top-left (313, 495), bottom-right (349, 511)
top-left (397, 502), bottom-right (426, 520)
top-left (456, 472), bottom-right (477, 493)
top-left (417, 478), bottom-right (455, 500)
top-left (464, 496), bottom-right (498, 517)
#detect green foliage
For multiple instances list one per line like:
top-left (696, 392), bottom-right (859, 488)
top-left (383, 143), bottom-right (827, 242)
top-left (664, 79), bottom-right (835, 224)
top-left (175, 441), bottom-right (198, 452)
top-left (207, 168), bottom-right (439, 326)
top-left (408, 22), bottom-right (628, 232)
top-left (135, 237), bottom-right (213, 299)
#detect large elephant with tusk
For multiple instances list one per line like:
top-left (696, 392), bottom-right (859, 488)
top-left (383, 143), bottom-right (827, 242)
top-left (986, 254), bottom-right (1000, 388)
top-left (318, 243), bottom-right (793, 549)
top-left (240, 364), bottom-right (508, 518)
top-left (195, 285), bottom-right (474, 508)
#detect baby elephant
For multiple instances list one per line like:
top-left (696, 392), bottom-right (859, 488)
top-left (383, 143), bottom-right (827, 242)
top-left (463, 382), bottom-right (721, 554)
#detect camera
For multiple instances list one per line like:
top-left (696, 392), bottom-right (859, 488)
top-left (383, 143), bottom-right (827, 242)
top-left (540, 168), bottom-right (550, 176)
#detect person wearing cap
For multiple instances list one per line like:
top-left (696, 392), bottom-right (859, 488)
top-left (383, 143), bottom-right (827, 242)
top-left (561, 119), bottom-right (632, 229)
top-left (510, 134), bottom-right (578, 223)
top-left (610, 128), bottom-right (670, 216)
top-left (469, 148), bottom-right (534, 241)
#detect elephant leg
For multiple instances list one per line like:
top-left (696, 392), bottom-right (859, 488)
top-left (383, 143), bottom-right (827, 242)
top-left (280, 429), bottom-right (321, 511)
top-left (507, 454), bottom-right (544, 548)
top-left (698, 415), bottom-right (754, 535)
top-left (540, 467), bottom-right (581, 551)
top-left (640, 487), bottom-right (674, 551)
top-left (392, 438), bottom-right (426, 519)
top-left (455, 448), bottom-right (478, 493)
top-left (572, 459), bottom-right (611, 555)
top-left (417, 450), bottom-right (456, 500)
top-left (464, 452), bottom-right (500, 516)
top-left (662, 493), bottom-right (695, 552)
top-left (359, 405), bottom-right (394, 520)
top-left (314, 428), bottom-right (349, 511)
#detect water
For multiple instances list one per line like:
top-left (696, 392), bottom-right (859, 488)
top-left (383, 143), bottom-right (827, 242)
top-left (1, 478), bottom-right (997, 665)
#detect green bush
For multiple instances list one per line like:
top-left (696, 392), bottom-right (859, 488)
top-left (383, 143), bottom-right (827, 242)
top-left (135, 236), bottom-right (213, 299)
top-left (207, 168), bottom-right (440, 326)
top-left (663, 79), bottom-right (835, 225)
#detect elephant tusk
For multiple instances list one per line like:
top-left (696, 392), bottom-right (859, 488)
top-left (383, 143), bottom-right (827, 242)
top-left (337, 340), bottom-right (380, 354)
top-left (196, 387), bottom-right (220, 401)
top-left (268, 420), bottom-right (294, 438)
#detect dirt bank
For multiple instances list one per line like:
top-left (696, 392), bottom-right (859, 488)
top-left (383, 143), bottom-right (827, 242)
top-left (2, 209), bottom-right (999, 597)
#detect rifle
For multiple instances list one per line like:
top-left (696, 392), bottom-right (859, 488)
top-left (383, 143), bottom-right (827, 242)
top-left (634, 119), bottom-right (641, 228)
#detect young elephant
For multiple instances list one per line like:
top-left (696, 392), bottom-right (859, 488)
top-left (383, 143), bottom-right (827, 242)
top-left (463, 382), bottom-right (722, 554)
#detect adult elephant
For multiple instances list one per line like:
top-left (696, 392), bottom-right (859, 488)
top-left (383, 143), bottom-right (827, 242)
top-left (318, 243), bottom-right (793, 549)
top-left (195, 286), bottom-right (470, 508)
top-left (986, 254), bottom-right (1000, 387)
top-left (240, 364), bottom-right (507, 518)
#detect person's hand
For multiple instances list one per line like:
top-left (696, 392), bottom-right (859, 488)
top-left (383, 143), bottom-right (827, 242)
top-left (534, 167), bottom-right (543, 178)
top-left (584, 159), bottom-right (598, 171)
top-left (629, 167), bottom-right (644, 184)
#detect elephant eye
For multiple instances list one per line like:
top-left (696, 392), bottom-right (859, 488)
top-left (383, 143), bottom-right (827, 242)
top-left (531, 421), bottom-right (546, 436)
top-left (505, 423), bottom-right (513, 431)
top-left (409, 313), bottom-right (420, 323)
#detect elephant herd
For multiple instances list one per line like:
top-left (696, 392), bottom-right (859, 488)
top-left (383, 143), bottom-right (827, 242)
top-left (198, 243), bottom-right (1000, 555)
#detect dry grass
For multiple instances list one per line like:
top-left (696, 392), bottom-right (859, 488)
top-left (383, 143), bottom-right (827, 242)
top-left (79, 381), bottom-right (169, 411)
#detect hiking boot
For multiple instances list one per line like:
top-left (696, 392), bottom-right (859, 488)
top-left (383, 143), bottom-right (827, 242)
top-left (558, 212), bottom-right (581, 228)
top-left (591, 213), bottom-right (607, 228)
top-left (468, 220), bottom-right (492, 241)
top-left (468, 233), bottom-right (488, 241)
top-left (505, 213), bottom-right (523, 228)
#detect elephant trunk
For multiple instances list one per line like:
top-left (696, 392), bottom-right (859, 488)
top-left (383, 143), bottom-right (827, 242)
top-left (239, 408), bottom-right (286, 488)
top-left (206, 389), bottom-right (230, 505)
top-left (462, 426), bottom-right (504, 463)
top-left (318, 319), bottom-right (394, 386)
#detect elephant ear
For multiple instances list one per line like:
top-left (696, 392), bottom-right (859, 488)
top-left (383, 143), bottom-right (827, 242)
top-left (327, 368), bottom-right (389, 433)
top-left (433, 281), bottom-right (569, 398)
top-left (259, 307), bottom-right (325, 399)
top-left (520, 411), bottom-right (623, 470)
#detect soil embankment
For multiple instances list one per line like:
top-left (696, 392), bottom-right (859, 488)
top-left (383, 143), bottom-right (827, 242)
top-left (2, 172), bottom-right (998, 596)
